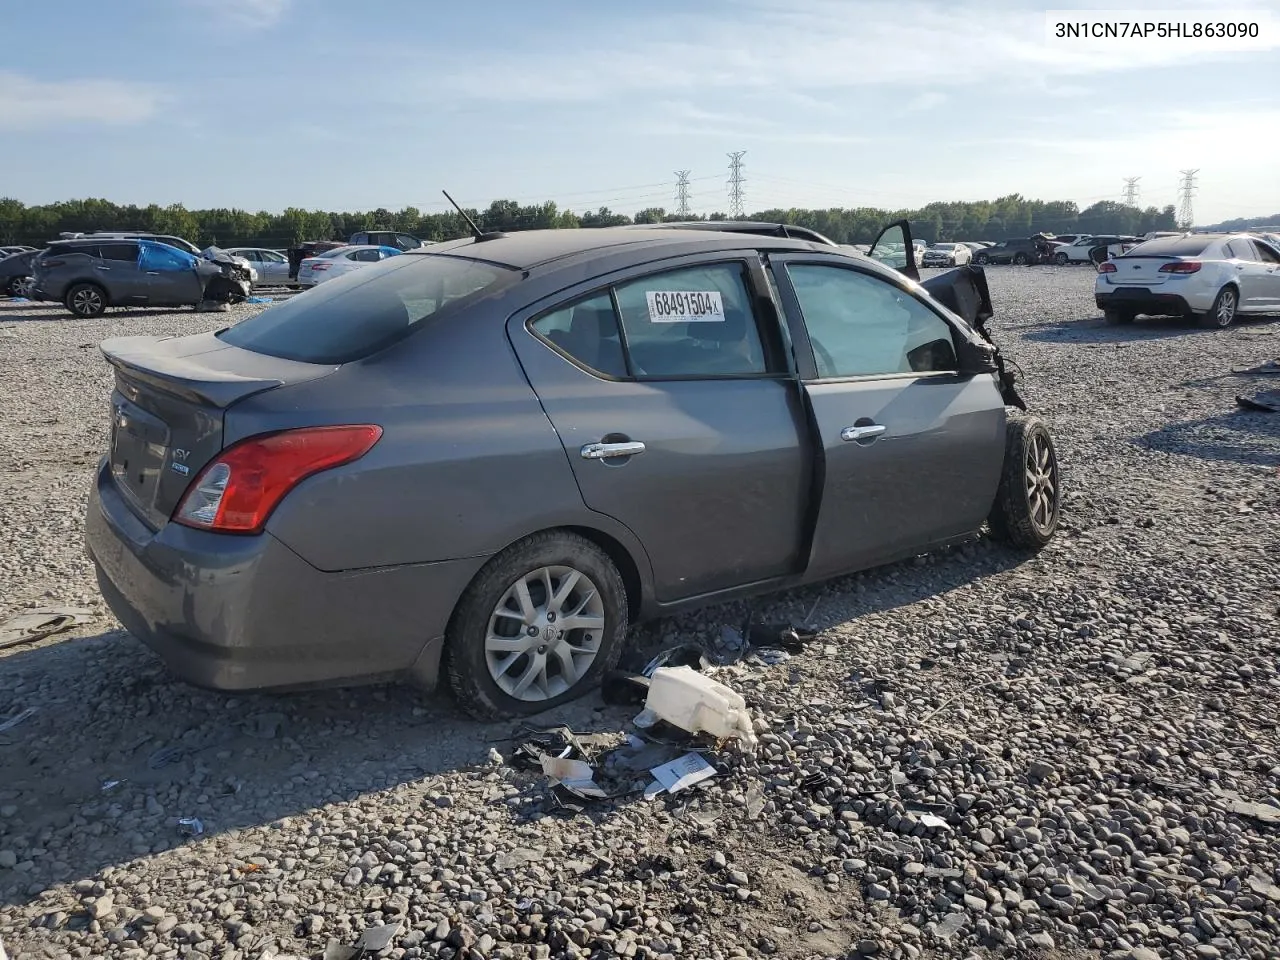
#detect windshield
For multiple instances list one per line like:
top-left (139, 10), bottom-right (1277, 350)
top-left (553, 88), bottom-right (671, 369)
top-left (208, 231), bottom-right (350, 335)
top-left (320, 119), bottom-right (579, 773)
top-left (217, 254), bottom-right (512, 364)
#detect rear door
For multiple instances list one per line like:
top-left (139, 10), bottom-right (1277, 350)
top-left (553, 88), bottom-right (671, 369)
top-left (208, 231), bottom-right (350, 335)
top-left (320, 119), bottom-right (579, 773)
top-left (1225, 238), bottom-right (1272, 311)
top-left (1249, 238), bottom-right (1280, 310)
top-left (769, 254), bottom-right (1005, 579)
top-left (96, 242), bottom-right (149, 303)
top-left (508, 252), bottom-right (812, 602)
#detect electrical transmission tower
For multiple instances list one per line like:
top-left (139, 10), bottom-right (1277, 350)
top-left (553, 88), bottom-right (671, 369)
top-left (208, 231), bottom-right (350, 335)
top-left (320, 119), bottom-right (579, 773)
top-left (674, 170), bottom-right (691, 218)
top-left (1177, 169), bottom-right (1199, 229)
top-left (1122, 177), bottom-right (1141, 207)
top-left (726, 151), bottom-right (746, 219)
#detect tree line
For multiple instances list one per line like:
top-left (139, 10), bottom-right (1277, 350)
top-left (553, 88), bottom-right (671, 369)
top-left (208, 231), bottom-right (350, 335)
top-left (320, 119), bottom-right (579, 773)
top-left (0, 194), bottom-right (1181, 249)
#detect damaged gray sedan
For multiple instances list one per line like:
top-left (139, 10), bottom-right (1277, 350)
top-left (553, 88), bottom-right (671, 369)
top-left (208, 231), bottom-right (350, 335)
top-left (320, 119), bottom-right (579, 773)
top-left (85, 221), bottom-right (1060, 720)
top-left (31, 238), bottom-right (252, 317)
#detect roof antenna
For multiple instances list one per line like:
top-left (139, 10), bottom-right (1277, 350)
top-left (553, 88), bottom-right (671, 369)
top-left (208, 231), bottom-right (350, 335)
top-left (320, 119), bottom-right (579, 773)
top-left (442, 190), bottom-right (485, 239)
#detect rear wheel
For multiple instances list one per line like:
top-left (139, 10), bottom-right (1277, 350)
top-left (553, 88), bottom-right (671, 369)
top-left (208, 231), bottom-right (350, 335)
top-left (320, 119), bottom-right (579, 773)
top-left (66, 283), bottom-right (107, 317)
top-left (1198, 286), bottom-right (1238, 329)
top-left (445, 531), bottom-right (629, 720)
top-left (1103, 306), bottom-right (1135, 325)
top-left (988, 416), bottom-right (1060, 550)
top-left (1012, 252), bottom-right (1029, 266)
top-left (974, 253), bottom-right (989, 265)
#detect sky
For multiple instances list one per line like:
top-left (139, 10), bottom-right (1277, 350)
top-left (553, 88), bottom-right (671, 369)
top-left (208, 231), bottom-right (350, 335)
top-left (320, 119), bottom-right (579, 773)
top-left (2, 0), bottom-right (1279, 224)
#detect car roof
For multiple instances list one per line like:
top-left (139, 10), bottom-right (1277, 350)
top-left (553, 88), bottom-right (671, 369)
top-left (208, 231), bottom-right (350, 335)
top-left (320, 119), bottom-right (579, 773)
top-left (414, 226), bottom-right (827, 271)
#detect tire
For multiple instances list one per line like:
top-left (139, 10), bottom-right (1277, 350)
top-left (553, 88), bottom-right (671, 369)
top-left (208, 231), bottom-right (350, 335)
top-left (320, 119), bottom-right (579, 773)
top-left (1103, 307), bottom-right (1134, 325)
top-left (65, 282), bottom-right (107, 317)
top-left (988, 416), bottom-right (1060, 551)
top-left (1053, 252), bottom-right (1068, 266)
top-left (1197, 286), bottom-right (1238, 329)
top-left (974, 254), bottom-right (989, 265)
top-left (1012, 253), bottom-right (1029, 266)
top-left (445, 530), bottom-right (629, 720)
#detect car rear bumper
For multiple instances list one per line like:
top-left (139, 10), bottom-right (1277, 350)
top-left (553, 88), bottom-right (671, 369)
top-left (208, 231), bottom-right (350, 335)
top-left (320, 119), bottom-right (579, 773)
top-left (1095, 287), bottom-right (1209, 315)
top-left (85, 458), bottom-right (486, 692)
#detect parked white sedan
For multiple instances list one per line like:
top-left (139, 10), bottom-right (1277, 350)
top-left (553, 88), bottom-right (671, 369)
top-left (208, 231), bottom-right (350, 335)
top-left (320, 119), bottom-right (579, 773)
top-left (296, 245), bottom-right (403, 287)
top-left (921, 242), bottom-right (973, 267)
top-left (224, 247), bottom-right (293, 286)
top-left (1095, 233), bottom-right (1280, 328)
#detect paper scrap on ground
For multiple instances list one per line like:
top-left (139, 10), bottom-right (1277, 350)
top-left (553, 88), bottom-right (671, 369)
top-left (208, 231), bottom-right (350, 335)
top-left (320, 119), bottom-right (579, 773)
top-left (650, 752), bottom-right (717, 795)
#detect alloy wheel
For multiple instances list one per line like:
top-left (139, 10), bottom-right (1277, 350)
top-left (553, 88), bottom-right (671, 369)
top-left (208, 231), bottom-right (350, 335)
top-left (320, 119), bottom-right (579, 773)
top-left (1216, 290), bottom-right (1236, 327)
top-left (484, 565), bottom-right (605, 702)
top-left (1024, 433), bottom-right (1058, 534)
top-left (72, 288), bottom-right (102, 315)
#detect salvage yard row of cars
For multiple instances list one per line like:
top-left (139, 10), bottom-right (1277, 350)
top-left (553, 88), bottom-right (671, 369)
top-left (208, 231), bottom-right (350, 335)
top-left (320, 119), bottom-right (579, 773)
top-left (84, 219), bottom-right (1063, 718)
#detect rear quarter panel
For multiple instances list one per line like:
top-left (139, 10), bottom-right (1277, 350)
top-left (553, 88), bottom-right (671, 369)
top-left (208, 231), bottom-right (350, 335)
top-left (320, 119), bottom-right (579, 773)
top-left (235, 292), bottom-right (640, 574)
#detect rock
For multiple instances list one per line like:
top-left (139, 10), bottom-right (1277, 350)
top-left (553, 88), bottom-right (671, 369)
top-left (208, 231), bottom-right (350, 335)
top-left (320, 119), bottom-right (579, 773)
top-left (0, 850), bottom-right (15, 869)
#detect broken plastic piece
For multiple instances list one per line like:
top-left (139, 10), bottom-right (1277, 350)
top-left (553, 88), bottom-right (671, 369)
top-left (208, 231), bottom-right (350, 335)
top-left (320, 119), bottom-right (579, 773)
top-left (918, 813), bottom-right (950, 830)
top-left (650, 752), bottom-right (718, 795)
top-left (0, 607), bottom-right (93, 651)
top-left (177, 817), bottom-right (204, 836)
top-left (642, 666), bottom-right (757, 746)
top-left (541, 755), bottom-right (609, 799)
top-left (101, 779), bottom-right (125, 792)
top-left (642, 643), bottom-right (714, 677)
top-left (0, 707), bottom-right (36, 734)
top-left (602, 669), bottom-right (651, 705)
top-left (354, 920), bottom-right (402, 952)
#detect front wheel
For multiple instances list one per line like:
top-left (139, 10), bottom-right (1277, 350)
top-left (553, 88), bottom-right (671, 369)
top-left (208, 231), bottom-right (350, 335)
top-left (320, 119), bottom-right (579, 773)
top-left (988, 416), bottom-right (1060, 550)
top-left (1012, 253), bottom-right (1029, 266)
top-left (974, 254), bottom-right (989, 265)
top-left (445, 531), bottom-right (629, 720)
top-left (1197, 286), bottom-right (1238, 329)
top-left (65, 282), bottom-right (107, 317)
top-left (1053, 253), bottom-right (1068, 266)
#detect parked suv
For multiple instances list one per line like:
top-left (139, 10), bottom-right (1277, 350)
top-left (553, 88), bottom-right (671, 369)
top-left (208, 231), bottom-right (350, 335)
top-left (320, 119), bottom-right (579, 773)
top-left (32, 239), bottom-right (251, 317)
top-left (349, 230), bottom-right (424, 251)
top-left (973, 239), bottom-right (1039, 265)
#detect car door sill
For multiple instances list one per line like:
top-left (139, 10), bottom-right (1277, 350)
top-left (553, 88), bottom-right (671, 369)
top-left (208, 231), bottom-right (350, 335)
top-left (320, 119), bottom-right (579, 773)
top-left (641, 529), bottom-right (984, 621)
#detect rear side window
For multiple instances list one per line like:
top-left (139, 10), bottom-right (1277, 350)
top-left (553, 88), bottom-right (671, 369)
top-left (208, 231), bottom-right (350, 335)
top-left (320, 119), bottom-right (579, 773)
top-left (217, 254), bottom-right (510, 364)
top-left (98, 243), bottom-right (138, 262)
top-left (531, 295), bottom-right (627, 379)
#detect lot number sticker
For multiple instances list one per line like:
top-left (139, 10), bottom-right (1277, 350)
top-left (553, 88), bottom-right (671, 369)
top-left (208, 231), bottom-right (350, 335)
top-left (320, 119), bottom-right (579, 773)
top-left (646, 290), bottom-right (725, 323)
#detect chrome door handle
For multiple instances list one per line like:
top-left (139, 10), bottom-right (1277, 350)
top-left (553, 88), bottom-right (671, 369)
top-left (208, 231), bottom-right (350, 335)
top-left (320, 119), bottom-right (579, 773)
top-left (581, 441), bottom-right (646, 460)
top-left (95, 266), bottom-right (110, 271)
top-left (146, 271), bottom-right (160, 275)
top-left (841, 424), bottom-right (886, 442)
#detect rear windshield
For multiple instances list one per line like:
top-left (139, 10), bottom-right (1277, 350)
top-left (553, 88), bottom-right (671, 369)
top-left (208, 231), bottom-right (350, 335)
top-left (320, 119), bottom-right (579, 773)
top-left (1124, 237), bottom-right (1212, 257)
top-left (218, 254), bottom-right (511, 364)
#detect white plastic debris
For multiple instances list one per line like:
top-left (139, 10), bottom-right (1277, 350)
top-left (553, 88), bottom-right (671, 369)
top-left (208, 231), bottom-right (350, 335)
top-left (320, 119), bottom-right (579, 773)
top-left (540, 755), bottom-right (608, 799)
top-left (177, 817), bottom-right (204, 836)
top-left (641, 666), bottom-right (757, 746)
top-left (650, 752), bottom-right (717, 795)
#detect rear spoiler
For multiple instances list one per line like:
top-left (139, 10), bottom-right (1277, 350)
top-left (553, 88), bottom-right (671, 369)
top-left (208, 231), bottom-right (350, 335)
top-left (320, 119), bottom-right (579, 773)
top-left (101, 335), bottom-right (288, 409)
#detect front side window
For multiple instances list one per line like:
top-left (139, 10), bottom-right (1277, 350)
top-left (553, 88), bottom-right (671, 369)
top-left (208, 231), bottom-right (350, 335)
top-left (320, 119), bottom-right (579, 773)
top-left (785, 264), bottom-right (957, 378)
top-left (261, 250), bottom-right (286, 263)
top-left (1225, 239), bottom-right (1256, 261)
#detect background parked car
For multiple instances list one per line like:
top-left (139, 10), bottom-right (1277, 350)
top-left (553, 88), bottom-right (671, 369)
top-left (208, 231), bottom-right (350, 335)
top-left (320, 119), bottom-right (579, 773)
top-left (349, 230), bottom-right (425, 251)
top-left (296, 244), bottom-right (403, 287)
top-left (1, 245), bottom-right (36, 258)
top-left (0, 249), bottom-right (39, 296)
top-left (973, 238), bottom-right (1040, 265)
top-left (32, 238), bottom-right (251, 317)
top-left (286, 240), bottom-right (346, 281)
top-left (224, 247), bottom-right (292, 286)
top-left (60, 231), bottom-right (258, 282)
top-left (921, 242), bottom-right (973, 267)
top-left (1052, 235), bottom-right (1125, 265)
top-left (1096, 233), bottom-right (1280, 328)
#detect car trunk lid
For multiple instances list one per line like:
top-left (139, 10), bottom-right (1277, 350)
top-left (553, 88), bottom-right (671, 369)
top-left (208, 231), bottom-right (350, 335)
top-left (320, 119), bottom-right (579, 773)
top-left (1104, 255), bottom-right (1181, 286)
top-left (101, 332), bottom-right (336, 528)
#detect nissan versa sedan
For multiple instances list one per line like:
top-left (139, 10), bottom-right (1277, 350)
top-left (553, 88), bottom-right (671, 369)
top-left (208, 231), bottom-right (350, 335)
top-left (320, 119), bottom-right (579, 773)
top-left (85, 222), bottom-right (1061, 719)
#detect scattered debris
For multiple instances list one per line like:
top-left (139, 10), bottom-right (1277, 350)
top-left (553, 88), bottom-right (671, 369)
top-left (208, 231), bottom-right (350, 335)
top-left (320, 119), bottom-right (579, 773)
top-left (649, 752), bottom-right (718, 796)
top-left (0, 606), bottom-right (93, 651)
top-left (541, 754), bottom-right (609, 800)
top-left (493, 847), bottom-right (543, 870)
top-left (1236, 389), bottom-right (1280, 412)
top-left (640, 666), bottom-right (758, 746)
top-left (148, 745), bottom-right (187, 770)
top-left (1232, 359), bottom-right (1280, 375)
top-left (601, 669), bottom-right (651, 705)
top-left (0, 707), bottom-right (36, 734)
top-left (486, 747), bottom-right (504, 766)
top-left (100, 779), bottom-right (125, 792)
top-left (177, 817), bottom-right (204, 837)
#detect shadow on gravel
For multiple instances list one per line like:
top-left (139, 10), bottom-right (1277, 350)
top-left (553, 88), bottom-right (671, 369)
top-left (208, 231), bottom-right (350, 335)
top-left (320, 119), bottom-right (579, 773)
top-left (0, 538), bottom-right (1028, 908)
top-left (1136, 409), bottom-right (1280, 467)
top-left (1021, 313), bottom-right (1280, 344)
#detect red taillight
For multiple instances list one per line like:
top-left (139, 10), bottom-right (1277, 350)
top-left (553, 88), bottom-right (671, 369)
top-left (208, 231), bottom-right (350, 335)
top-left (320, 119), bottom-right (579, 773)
top-left (173, 425), bottom-right (382, 534)
top-left (1098, 262), bottom-right (1117, 273)
top-left (309, 262), bottom-right (330, 271)
top-left (1159, 261), bottom-right (1201, 274)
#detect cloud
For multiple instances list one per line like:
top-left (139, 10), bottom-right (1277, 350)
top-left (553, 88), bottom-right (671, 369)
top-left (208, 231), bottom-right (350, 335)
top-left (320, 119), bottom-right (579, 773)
top-left (420, 0), bottom-right (1280, 103)
top-left (904, 92), bottom-right (947, 112)
top-left (0, 72), bottom-right (165, 129)
top-left (187, 0), bottom-right (291, 28)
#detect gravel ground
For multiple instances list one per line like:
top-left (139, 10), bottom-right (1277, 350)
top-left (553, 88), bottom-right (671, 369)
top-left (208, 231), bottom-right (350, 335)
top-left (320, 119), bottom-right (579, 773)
top-left (1, 268), bottom-right (1278, 960)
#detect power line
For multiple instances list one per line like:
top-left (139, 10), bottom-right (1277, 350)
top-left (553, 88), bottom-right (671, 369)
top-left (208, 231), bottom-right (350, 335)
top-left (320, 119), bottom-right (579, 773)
top-left (1177, 169), bottom-right (1199, 228)
top-left (1122, 177), bottom-right (1141, 207)
top-left (727, 151), bottom-right (746, 219)
top-left (674, 170), bottom-right (691, 218)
